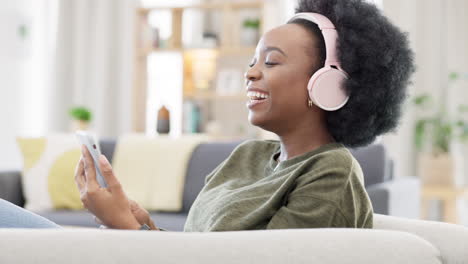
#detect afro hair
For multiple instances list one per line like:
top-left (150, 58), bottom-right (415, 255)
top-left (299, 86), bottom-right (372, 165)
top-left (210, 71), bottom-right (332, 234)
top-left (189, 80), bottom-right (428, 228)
top-left (290, 0), bottom-right (415, 147)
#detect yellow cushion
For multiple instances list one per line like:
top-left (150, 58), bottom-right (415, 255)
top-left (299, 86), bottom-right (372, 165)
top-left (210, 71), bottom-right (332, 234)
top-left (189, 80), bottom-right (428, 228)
top-left (16, 138), bottom-right (46, 171)
top-left (17, 134), bottom-right (85, 210)
top-left (48, 148), bottom-right (83, 209)
top-left (113, 134), bottom-right (211, 211)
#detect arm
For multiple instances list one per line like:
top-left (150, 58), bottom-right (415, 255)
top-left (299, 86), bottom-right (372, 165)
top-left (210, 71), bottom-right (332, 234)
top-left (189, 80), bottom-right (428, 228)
top-left (267, 156), bottom-right (373, 229)
top-left (267, 195), bottom-right (349, 229)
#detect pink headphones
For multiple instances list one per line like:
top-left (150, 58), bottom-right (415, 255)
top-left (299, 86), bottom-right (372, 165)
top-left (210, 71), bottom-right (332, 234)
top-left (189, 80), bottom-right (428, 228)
top-left (288, 13), bottom-right (350, 111)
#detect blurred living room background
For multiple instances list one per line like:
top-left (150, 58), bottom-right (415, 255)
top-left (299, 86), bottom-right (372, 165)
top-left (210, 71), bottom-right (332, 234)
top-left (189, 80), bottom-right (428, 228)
top-left (1, 0), bottom-right (468, 229)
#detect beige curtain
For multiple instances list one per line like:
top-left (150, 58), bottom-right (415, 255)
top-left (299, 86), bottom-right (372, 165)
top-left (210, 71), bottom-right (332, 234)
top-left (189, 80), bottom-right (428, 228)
top-left (49, 0), bottom-right (137, 137)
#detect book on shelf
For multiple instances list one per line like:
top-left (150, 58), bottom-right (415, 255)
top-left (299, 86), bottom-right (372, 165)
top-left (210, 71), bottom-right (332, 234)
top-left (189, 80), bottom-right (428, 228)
top-left (183, 100), bottom-right (202, 133)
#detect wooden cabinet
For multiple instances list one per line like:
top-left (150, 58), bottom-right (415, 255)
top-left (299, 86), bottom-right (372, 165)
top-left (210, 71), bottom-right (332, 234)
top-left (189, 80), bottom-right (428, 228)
top-left (133, 1), bottom-right (265, 139)
top-left (421, 185), bottom-right (468, 224)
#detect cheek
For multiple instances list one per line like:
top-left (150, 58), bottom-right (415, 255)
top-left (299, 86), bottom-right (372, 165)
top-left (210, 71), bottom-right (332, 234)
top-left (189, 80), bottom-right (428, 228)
top-left (266, 67), bottom-right (310, 105)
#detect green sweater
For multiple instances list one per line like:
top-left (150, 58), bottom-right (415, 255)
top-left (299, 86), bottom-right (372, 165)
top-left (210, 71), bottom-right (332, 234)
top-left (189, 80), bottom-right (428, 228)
top-left (183, 140), bottom-right (373, 232)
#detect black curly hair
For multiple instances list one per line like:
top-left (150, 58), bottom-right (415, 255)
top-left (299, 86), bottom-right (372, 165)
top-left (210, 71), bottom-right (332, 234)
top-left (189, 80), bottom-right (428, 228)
top-left (289, 0), bottom-right (415, 147)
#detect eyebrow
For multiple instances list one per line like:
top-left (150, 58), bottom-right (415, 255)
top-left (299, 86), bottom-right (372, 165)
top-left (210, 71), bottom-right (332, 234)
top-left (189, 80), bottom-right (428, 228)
top-left (263, 46), bottom-right (287, 57)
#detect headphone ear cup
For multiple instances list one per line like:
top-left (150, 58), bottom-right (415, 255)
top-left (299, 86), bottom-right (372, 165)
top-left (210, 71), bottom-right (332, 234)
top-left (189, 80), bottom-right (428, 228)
top-left (308, 67), bottom-right (349, 111)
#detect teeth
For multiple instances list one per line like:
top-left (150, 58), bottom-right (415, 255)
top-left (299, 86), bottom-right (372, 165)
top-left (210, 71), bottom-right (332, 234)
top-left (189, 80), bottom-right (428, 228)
top-left (247, 91), bottom-right (269, 99)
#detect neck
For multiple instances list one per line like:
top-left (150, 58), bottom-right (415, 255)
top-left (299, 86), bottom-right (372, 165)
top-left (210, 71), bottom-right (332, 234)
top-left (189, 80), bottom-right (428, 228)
top-left (275, 116), bottom-right (335, 163)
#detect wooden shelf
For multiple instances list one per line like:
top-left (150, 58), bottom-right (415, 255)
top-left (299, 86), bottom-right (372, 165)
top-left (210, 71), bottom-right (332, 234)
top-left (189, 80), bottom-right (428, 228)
top-left (138, 1), bottom-right (263, 14)
top-left (139, 46), bottom-right (256, 58)
top-left (133, 1), bottom-right (264, 137)
top-left (219, 46), bottom-right (256, 56)
top-left (184, 91), bottom-right (246, 100)
top-left (422, 185), bottom-right (468, 198)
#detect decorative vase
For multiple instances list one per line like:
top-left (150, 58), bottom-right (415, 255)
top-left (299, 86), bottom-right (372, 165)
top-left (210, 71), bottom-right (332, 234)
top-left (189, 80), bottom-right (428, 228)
top-left (156, 105), bottom-right (170, 134)
top-left (71, 120), bottom-right (89, 131)
top-left (418, 152), bottom-right (455, 186)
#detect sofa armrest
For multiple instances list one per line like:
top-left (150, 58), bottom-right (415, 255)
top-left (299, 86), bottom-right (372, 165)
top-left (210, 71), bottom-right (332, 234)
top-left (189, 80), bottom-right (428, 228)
top-left (0, 228), bottom-right (441, 264)
top-left (0, 171), bottom-right (25, 207)
top-left (374, 213), bottom-right (468, 264)
top-left (367, 176), bottom-right (420, 219)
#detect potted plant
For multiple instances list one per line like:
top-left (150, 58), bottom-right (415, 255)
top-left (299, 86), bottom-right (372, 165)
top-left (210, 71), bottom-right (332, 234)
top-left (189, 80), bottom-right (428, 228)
top-left (241, 18), bottom-right (260, 46)
top-left (69, 106), bottom-right (92, 131)
top-left (413, 72), bottom-right (468, 186)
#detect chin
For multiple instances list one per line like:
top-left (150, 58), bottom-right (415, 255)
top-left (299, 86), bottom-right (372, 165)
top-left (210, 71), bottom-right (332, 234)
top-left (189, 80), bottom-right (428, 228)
top-left (248, 112), bottom-right (274, 132)
top-left (248, 112), bottom-right (263, 126)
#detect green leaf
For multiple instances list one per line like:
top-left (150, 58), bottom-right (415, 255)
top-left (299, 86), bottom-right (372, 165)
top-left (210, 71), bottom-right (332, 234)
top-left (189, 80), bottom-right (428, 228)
top-left (243, 19), bottom-right (260, 28)
top-left (69, 107), bottom-right (92, 122)
top-left (449, 71), bottom-right (459, 81)
top-left (412, 93), bottom-right (432, 107)
top-left (458, 104), bottom-right (468, 113)
top-left (414, 119), bottom-right (429, 151)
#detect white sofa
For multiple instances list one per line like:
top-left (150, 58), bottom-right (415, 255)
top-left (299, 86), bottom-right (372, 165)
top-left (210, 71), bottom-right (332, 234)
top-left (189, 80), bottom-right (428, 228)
top-left (0, 214), bottom-right (466, 264)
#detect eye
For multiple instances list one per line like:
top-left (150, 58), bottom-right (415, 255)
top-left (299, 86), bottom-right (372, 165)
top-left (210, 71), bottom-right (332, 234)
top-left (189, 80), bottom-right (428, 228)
top-left (248, 58), bottom-right (257, 68)
top-left (265, 61), bottom-right (278, 66)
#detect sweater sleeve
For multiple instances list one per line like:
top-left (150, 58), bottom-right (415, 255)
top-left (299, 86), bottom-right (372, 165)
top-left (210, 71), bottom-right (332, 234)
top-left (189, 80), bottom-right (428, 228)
top-left (266, 195), bottom-right (349, 229)
top-left (267, 154), bottom-right (354, 229)
top-left (266, 152), bottom-right (372, 229)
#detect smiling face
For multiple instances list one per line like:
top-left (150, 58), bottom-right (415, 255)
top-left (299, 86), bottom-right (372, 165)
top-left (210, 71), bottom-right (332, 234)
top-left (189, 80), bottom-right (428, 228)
top-left (245, 23), bottom-right (324, 134)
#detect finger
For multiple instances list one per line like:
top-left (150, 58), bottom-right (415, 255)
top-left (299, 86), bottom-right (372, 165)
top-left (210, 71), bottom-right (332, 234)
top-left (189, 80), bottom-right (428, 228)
top-left (74, 157), bottom-right (85, 190)
top-left (81, 145), bottom-right (99, 191)
top-left (129, 199), bottom-right (138, 212)
top-left (98, 155), bottom-right (122, 192)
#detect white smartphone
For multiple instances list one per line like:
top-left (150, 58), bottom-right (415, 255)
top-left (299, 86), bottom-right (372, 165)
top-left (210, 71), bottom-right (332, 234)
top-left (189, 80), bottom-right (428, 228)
top-left (75, 131), bottom-right (108, 188)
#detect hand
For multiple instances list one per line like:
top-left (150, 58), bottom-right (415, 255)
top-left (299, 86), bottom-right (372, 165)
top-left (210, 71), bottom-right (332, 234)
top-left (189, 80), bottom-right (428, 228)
top-left (74, 145), bottom-right (140, 230)
top-left (129, 199), bottom-right (159, 230)
top-left (95, 200), bottom-right (160, 230)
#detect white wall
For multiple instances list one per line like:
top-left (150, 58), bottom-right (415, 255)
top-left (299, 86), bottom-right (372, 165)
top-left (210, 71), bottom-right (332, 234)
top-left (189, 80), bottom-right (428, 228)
top-left (0, 0), bottom-right (57, 170)
top-left (0, 0), bottom-right (34, 170)
top-left (380, 0), bottom-right (468, 179)
top-left (379, 0), bottom-right (424, 178)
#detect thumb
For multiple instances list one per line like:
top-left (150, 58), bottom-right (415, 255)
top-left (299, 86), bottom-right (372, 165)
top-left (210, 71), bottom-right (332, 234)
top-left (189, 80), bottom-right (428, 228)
top-left (99, 155), bottom-right (122, 190)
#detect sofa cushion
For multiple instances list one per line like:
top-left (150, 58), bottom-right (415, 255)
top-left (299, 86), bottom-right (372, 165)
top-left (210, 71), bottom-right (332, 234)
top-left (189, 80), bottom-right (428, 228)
top-left (34, 209), bottom-right (188, 231)
top-left (149, 212), bottom-right (187, 231)
top-left (182, 141), bottom-right (244, 213)
top-left (349, 144), bottom-right (392, 187)
top-left (99, 139), bottom-right (116, 164)
top-left (0, 228), bottom-right (442, 264)
top-left (34, 210), bottom-right (98, 228)
top-left (0, 171), bottom-right (25, 207)
top-left (374, 214), bottom-right (468, 264)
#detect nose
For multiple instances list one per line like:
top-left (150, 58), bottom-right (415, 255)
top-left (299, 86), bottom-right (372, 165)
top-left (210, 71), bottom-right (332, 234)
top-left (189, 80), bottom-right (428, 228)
top-left (245, 66), bottom-right (262, 85)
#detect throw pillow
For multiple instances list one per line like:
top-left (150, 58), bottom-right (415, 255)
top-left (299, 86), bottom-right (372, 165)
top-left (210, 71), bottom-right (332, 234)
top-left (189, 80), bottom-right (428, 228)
top-left (16, 133), bottom-right (90, 211)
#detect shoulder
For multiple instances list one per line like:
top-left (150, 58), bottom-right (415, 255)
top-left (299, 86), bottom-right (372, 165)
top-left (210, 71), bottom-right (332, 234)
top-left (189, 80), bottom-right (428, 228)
top-left (230, 139), bottom-right (280, 156)
top-left (203, 139), bottom-right (279, 183)
top-left (309, 145), bottom-right (356, 173)
top-left (235, 139), bottom-right (280, 149)
top-left (296, 145), bottom-right (362, 187)
top-left (210, 139), bottom-right (279, 171)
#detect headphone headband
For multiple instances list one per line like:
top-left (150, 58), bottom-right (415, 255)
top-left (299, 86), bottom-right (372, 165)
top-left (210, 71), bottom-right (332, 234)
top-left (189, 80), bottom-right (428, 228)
top-left (288, 13), bottom-right (341, 68)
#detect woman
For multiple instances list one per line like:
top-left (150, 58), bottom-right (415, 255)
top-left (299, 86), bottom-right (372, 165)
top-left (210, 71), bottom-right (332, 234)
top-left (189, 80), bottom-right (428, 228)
top-left (0, 0), bottom-right (414, 231)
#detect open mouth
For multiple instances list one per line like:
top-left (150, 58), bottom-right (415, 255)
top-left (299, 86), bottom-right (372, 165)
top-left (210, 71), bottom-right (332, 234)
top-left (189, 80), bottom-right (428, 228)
top-left (246, 91), bottom-right (269, 108)
top-left (247, 91), bottom-right (269, 102)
